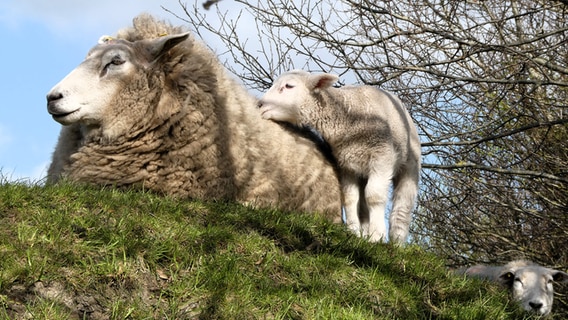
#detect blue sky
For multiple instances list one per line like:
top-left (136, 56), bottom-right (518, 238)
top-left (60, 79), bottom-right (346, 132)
top-left (0, 0), bottom-right (240, 182)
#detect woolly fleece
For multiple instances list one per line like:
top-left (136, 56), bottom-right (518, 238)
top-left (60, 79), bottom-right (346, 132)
top-left (46, 14), bottom-right (342, 219)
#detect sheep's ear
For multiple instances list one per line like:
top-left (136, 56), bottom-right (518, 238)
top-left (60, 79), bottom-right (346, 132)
top-left (464, 265), bottom-right (490, 277)
top-left (140, 32), bottom-right (190, 62)
top-left (552, 270), bottom-right (568, 283)
top-left (308, 73), bottom-right (339, 91)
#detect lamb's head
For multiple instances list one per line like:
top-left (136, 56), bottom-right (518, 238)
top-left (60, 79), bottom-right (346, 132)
top-left (258, 70), bottom-right (338, 126)
top-left (497, 261), bottom-right (568, 316)
top-left (46, 33), bottom-right (189, 140)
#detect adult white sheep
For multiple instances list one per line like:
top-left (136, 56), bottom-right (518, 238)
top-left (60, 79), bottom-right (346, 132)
top-left (46, 14), bottom-right (342, 220)
top-left (462, 260), bottom-right (568, 316)
top-left (258, 70), bottom-right (421, 243)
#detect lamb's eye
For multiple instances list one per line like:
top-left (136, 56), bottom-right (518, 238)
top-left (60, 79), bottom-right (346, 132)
top-left (285, 84), bottom-right (295, 89)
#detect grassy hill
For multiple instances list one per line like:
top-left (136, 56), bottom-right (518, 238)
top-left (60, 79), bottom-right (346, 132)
top-left (0, 180), bottom-right (531, 319)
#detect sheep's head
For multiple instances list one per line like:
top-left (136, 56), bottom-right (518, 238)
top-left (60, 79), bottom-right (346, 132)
top-left (258, 70), bottom-right (338, 126)
top-left (497, 262), bottom-right (568, 316)
top-left (46, 33), bottom-right (189, 140)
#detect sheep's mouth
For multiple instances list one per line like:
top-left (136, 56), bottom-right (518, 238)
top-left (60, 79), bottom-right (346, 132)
top-left (49, 108), bottom-right (80, 121)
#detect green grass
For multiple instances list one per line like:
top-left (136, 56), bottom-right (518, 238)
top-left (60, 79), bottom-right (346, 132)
top-left (0, 179), bottom-right (533, 319)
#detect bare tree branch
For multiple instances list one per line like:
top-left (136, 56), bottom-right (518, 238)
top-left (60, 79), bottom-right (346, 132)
top-left (174, 1), bottom-right (568, 315)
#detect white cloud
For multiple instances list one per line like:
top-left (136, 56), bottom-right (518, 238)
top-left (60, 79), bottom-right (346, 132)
top-left (0, 0), bottom-right (258, 50)
top-left (0, 0), bottom-right (186, 38)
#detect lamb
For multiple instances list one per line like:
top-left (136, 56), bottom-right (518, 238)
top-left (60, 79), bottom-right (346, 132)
top-left (462, 260), bottom-right (568, 316)
top-left (45, 14), bottom-right (343, 220)
top-left (258, 70), bottom-right (421, 243)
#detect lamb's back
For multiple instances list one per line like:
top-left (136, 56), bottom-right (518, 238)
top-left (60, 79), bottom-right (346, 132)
top-left (326, 86), bottom-right (419, 158)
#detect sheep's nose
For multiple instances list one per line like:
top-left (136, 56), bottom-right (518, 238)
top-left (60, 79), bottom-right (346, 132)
top-left (529, 302), bottom-right (543, 311)
top-left (47, 92), bottom-right (63, 105)
top-left (257, 101), bottom-right (263, 108)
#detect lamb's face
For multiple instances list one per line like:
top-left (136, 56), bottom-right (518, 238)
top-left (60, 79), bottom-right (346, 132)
top-left (258, 73), bottom-right (309, 125)
top-left (500, 266), bottom-right (568, 315)
top-left (46, 42), bottom-right (138, 127)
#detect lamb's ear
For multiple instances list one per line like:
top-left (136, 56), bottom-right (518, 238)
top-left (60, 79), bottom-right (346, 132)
top-left (141, 32), bottom-right (190, 62)
top-left (308, 73), bottom-right (339, 91)
top-left (552, 270), bottom-right (568, 283)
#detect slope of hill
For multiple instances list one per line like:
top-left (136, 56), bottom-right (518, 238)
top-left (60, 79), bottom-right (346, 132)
top-left (0, 180), bottom-right (529, 319)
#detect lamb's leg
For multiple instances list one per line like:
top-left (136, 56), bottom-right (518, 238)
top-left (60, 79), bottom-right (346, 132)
top-left (356, 177), bottom-right (369, 235)
top-left (364, 160), bottom-right (394, 242)
top-left (341, 172), bottom-right (362, 236)
top-left (389, 159), bottom-right (420, 245)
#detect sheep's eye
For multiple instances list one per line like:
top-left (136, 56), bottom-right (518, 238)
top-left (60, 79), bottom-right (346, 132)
top-left (101, 55), bottom-right (126, 77)
top-left (285, 84), bottom-right (295, 89)
top-left (110, 55), bottom-right (125, 66)
top-left (104, 55), bottom-right (125, 69)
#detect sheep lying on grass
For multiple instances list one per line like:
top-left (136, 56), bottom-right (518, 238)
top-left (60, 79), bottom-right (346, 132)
top-left (258, 70), bottom-right (421, 243)
top-left (462, 260), bottom-right (568, 316)
top-left (45, 15), bottom-right (342, 219)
